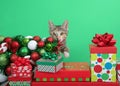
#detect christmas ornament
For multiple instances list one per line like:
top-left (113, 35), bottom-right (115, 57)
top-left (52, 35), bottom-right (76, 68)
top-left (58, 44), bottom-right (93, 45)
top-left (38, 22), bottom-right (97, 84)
top-left (10, 41), bottom-right (20, 53)
top-left (0, 42), bottom-right (8, 54)
top-left (0, 54), bottom-right (8, 68)
top-left (0, 73), bottom-right (7, 83)
top-left (45, 43), bottom-right (52, 51)
top-left (22, 38), bottom-right (29, 46)
top-left (5, 66), bottom-right (11, 75)
top-left (38, 49), bottom-right (46, 55)
top-left (18, 47), bottom-right (29, 56)
top-left (10, 54), bottom-right (18, 62)
top-left (5, 52), bottom-right (11, 59)
top-left (0, 36), bottom-right (5, 42)
top-left (31, 52), bottom-right (40, 61)
top-left (24, 55), bottom-right (31, 59)
top-left (15, 35), bottom-right (24, 43)
top-left (25, 36), bottom-right (33, 39)
top-left (27, 40), bottom-right (37, 50)
top-left (33, 36), bottom-right (41, 42)
top-left (3, 37), bottom-right (12, 44)
top-left (42, 37), bottom-right (46, 41)
top-left (38, 41), bottom-right (45, 48)
top-left (47, 37), bottom-right (54, 43)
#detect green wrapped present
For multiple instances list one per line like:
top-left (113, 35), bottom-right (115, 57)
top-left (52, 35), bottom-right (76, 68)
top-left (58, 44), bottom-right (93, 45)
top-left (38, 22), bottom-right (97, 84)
top-left (36, 56), bottom-right (63, 73)
top-left (9, 81), bottom-right (31, 86)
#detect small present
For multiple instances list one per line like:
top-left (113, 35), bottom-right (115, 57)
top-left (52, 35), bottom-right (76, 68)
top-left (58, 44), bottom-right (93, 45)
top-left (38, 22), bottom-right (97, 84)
top-left (34, 62), bottom-right (90, 82)
top-left (90, 33), bottom-right (117, 82)
top-left (10, 58), bottom-right (32, 77)
top-left (116, 60), bottom-right (120, 82)
top-left (36, 56), bottom-right (63, 73)
top-left (9, 81), bottom-right (31, 86)
top-left (8, 76), bottom-right (32, 86)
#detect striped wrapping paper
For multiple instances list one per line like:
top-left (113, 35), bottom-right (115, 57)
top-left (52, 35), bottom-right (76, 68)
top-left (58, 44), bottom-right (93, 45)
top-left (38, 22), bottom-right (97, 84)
top-left (116, 63), bottom-right (120, 82)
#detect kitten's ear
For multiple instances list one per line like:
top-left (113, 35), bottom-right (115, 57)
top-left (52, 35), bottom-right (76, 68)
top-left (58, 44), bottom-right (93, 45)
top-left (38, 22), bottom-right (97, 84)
top-left (48, 21), bottom-right (55, 30)
top-left (61, 20), bottom-right (68, 30)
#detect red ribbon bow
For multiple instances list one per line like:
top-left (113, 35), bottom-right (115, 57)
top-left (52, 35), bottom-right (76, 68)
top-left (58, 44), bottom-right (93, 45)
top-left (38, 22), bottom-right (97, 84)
top-left (92, 33), bottom-right (116, 47)
top-left (14, 57), bottom-right (31, 66)
top-left (53, 41), bottom-right (63, 54)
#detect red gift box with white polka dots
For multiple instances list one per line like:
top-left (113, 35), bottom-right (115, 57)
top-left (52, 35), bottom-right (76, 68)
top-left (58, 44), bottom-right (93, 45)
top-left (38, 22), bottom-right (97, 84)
top-left (11, 63), bottom-right (32, 77)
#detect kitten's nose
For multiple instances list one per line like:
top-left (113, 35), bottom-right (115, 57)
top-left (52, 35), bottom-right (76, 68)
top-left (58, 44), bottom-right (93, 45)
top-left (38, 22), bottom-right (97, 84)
top-left (57, 36), bottom-right (61, 40)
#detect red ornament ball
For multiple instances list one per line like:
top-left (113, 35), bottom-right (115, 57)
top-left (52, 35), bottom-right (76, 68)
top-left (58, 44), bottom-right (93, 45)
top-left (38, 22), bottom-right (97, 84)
top-left (11, 41), bottom-right (20, 48)
top-left (3, 37), bottom-right (12, 44)
top-left (5, 66), bottom-right (11, 75)
top-left (17, 57), bottom-right (23, 62)
top-left (33, 36), bottom-right (41, 42)
top-left (10, 54), bottom-right (18, 62)
top-left (38, 41), bottom-right (45, 47)
top-left (31, 52), bottom-right (40, 61)
top-left (10, 41), bottom-right (20, 53)
top-left (47, 37), bottom-right (54, 43)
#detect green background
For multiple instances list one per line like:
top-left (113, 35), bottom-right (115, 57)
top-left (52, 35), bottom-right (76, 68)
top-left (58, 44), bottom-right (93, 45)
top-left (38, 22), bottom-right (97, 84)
top-left (0, 0), bottom-right (120, 62)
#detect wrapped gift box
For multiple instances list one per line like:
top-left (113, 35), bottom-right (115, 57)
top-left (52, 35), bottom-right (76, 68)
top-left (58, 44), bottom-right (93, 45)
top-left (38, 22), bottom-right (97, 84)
top-left (8, 76), bottom-right (32, 86)
top-left (9, 81), bottom-right (30, 86)
top-left (36, 57), bottom-right (63, 73)
top-left (34, 62), bottom-right (90, 82)
top-left (11, 63), bottom-right (32, 77)
top-left (90, 44), bottom-right (117, 82)
top-left (116, 63), bottom-right (120, 82)
top-left (32, 81), bottom-right (119, 86)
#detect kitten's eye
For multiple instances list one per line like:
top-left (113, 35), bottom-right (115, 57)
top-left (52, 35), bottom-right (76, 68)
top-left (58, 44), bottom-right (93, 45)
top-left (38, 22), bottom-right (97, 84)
top-left (53, 32), bottom-right (57, 36)
top-left (60, 32), bottom-right (64, 35)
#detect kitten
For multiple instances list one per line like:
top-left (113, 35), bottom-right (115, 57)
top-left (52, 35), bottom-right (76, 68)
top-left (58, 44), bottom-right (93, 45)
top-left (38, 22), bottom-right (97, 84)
top-left (48, 20), bottom-right (69, 57)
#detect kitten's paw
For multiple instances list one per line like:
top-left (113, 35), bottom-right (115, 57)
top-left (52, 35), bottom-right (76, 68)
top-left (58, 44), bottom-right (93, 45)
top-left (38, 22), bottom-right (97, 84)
top-left (64, 52), bottom-right (69, 58)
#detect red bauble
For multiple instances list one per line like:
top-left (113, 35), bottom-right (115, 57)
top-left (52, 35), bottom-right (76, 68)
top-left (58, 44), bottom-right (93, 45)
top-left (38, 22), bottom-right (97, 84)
top-left (10, 54), bottom-right (18, 62)
top-left (33, 36), bottom-right (41, 42)
top-left (10, 41), bottom-right (20, 53)
top-left (11, 41), bottom-right (20, 48)
top-left (47, 37), bottom-right (54, 42)
top-left (3, 37), bottom-right (12, 44)
top-left (5, 66), bottom-right (11, 75)
top-left (38, 41), bottom-right (45, 47)
top-left (17, 57), bottom-right (22, 62)
top-left (31, 52), bottom-right (40, 61)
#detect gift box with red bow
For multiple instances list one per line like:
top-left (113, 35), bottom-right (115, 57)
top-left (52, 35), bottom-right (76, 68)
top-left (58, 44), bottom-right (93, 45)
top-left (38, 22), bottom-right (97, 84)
top-left (10, 58), bottom-right (32, 77)
top-left (90, 33), bottom-right (117, 82)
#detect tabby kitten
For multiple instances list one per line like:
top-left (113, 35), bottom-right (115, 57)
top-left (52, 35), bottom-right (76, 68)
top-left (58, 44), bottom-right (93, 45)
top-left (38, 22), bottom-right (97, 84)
top-left (48, 20), bottom-right (69, 57)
